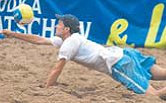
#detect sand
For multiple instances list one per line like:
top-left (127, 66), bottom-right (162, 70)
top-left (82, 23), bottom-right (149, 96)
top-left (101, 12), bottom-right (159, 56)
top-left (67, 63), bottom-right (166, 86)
top-left (0, 38), bottom-right (166, 103)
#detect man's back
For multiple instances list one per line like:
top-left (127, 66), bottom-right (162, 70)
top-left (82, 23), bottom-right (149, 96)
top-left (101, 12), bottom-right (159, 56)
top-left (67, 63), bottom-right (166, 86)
top-left (58, 33), bottom-right (123, 73)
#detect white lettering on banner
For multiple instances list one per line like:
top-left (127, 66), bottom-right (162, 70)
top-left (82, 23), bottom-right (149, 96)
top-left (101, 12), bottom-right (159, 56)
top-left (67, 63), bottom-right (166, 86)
top-left (27, 17), bottom-right (41, 34)
top-left (0, 17), bottom-right (2, 30)
top-left (4, 16), bottom-right (13, 30)
top-left (1, 16), bottom-right (57, 37)
top-left (1, 0), bottom-right (41, 13)
top-left (42, 18), bottom-right (56, 38)
top-left (7, 0), bottom-right (17, 12)
top-left (19, 0), bottom-right (27, 4)
top-left (32, 0), bottom-right (41, 14)
top-left (1, 0), bottom-right (26, 12)
top-left (0, 0), bottom-right (91, 39)
top-left (16, 23), bottom-right (26, 33)
top-left (0, 0), bottom-right (7, 12)
top-left (80, 21), bottom-right (91, 38)
top-left (0, 16), bottom-right (92, 39)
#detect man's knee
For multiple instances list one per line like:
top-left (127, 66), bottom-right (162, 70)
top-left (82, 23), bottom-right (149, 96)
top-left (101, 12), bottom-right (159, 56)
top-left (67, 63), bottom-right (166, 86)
top-left (151, 64), bottom-right (166, 80)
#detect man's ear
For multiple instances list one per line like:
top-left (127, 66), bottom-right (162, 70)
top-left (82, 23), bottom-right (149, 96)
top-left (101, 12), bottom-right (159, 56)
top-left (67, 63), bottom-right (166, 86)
top-left (65, 27), bottom-right (70, 31)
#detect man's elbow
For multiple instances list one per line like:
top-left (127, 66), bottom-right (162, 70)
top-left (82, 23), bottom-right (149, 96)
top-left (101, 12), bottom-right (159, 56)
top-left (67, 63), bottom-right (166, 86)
top-left (32, 40), bottom-right (48, 45)
top-left (35, 39), bottom-right (51, 45)
top-left (35, 40), bottom-right (45, 45)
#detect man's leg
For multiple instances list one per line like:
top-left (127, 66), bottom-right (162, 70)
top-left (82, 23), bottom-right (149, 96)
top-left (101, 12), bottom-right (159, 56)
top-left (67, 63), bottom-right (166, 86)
top-left (146, 64), bottom-right (166, 98)
top-left (146, 85), bottom-right (166, 96)
top-left (146, 85), bottom-right (157, 95)
top-left (151, 64), bottom-right (166, 80)
top-left (146, 84), bottom-right (166, 101)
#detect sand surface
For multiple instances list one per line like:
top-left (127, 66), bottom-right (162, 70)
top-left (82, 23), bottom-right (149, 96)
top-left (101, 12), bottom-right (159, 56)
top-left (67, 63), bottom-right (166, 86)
top-left (0, 38), bottom-right (166, 103)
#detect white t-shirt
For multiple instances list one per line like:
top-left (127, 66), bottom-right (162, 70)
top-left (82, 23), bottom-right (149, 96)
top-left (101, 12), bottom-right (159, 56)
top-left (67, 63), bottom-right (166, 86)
top-left (50, 33), bottom-right (123, 74)
top-left (49, 36), bottom-right (63, 48)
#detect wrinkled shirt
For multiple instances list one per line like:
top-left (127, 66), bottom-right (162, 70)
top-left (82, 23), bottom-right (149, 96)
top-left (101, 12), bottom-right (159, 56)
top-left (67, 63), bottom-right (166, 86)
top-left (50, 33), bottom-right (123, 74)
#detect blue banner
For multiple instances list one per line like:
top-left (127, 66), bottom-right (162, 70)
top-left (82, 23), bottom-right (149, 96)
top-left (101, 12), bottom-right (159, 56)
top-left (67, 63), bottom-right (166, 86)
top-left (0, 0), bottom-right (166, 48)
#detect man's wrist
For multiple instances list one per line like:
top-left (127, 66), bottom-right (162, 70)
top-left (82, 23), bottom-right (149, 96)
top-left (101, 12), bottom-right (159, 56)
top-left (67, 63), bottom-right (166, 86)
top-left (10, 32), bottom-right (16, 37)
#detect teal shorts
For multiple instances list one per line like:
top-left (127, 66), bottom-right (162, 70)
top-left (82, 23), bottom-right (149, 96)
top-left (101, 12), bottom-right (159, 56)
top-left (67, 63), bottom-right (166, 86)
top-left (112, 48), bottom-right (156, 94)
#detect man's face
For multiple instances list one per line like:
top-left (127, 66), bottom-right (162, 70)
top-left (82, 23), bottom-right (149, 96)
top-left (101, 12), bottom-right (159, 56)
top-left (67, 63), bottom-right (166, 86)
top-left (55, 20), bottom-right (69, 38)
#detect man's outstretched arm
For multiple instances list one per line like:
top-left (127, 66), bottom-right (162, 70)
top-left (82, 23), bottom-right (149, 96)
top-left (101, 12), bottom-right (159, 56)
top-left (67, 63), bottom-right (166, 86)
top-left (45, 58), bottom-right (66, 88)
top-left (0, 29), bottom-right (52, 45)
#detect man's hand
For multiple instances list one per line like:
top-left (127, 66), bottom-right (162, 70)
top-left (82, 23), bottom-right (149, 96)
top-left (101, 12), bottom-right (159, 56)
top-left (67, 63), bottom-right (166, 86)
top-left (0, 29), bottom-right (14, 37)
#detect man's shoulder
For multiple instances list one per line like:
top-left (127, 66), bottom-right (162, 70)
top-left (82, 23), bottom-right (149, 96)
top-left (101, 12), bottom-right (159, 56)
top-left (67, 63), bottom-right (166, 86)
top-left (65, 33), bottom-right (83, 41)
top-left (49, 36), bottom-right (63, 47)
top-left (71, 33), bottom-right (81, 37)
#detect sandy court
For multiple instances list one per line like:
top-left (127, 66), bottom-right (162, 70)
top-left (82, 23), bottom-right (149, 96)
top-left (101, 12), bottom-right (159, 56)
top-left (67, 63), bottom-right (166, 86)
top-left (0, 38), bottom-right (166, 103)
